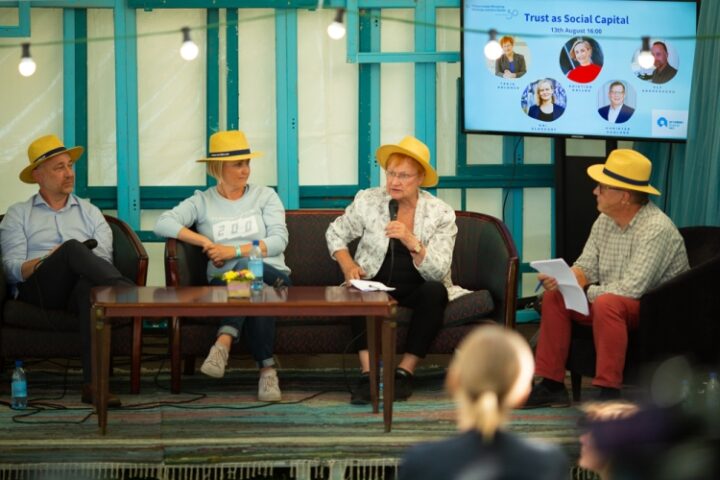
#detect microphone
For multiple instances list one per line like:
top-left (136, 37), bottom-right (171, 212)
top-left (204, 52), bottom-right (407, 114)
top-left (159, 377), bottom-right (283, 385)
top-left (83, 239), bottom-right (98, 250)
top-left (388, 199), bottom-right (398, 221)
top-left (387, 199), bottom-right (399, 286)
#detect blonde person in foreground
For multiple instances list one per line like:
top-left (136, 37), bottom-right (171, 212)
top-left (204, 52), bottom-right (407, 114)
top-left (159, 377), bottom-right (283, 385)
top-left (154, 130), bottom-right (291, 402)
top-left (398, 326), bottom-right (569, 480)
top-left (326, 135), bottom-right (469, 404)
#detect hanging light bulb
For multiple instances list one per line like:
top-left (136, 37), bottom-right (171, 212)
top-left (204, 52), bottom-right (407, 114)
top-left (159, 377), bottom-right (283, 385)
top-left (484, 29), bottom-right (503, 61)
top-left (180, 27), bottom-right (199, 61)
top-left (638, 36), bottom-right (654, 69)
top-left (18, 42), bottom-right (37, 77)
top-left (327, 8), bottom-right (346, 40)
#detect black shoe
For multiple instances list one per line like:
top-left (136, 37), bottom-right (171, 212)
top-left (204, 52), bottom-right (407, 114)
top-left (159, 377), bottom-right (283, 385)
top-left (350, 374), bottom-right (371, 405)
top-left (394, 368), bottom-right (413, 401)
top-left (596, 387), bottom-right (621, 401)
top-left (521, 381), bottom-right (571, 409)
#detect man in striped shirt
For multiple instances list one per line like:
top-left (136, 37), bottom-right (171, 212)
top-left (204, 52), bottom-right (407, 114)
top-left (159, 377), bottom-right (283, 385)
top-left (524, 149), bottom-right (689, 407)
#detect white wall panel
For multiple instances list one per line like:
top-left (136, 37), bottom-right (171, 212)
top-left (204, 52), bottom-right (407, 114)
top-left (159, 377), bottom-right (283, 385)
top-left (87, 8), bottom-right (117, 186)
top-left (0, 9), bottom-right (63, 211)
top-left (137, 9), bottom-right (206, 186)
top-left (297, 9), bottom-right (358, 186)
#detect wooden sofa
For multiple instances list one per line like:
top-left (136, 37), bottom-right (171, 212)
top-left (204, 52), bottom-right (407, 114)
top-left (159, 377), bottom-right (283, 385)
top-left (165, 210), bottom-right (518, 383)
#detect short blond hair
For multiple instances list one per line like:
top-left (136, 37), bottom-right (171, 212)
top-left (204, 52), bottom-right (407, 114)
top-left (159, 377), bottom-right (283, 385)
top-left (206, 161), bottom-right (224, 183)
top-left (570, 39), bottom-right (593, 61)
top-left (534, 79), bottom-right (556, 106)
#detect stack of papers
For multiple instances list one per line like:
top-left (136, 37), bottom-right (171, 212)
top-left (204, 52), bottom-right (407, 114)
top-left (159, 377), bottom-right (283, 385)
top-left (530, 259), bottom-right (589, 315)
top-left (348, 279), bottom-right (395, 292)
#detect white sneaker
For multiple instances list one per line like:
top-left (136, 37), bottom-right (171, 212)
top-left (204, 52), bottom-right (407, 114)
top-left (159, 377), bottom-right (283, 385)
top-left (200, 344), bottom-right (229, 378)
top-left (258, 370), bottom-right (282, 402)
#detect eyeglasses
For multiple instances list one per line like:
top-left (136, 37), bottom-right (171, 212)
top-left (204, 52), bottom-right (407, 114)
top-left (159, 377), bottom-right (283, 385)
top-left (386, 170), bottom-right (417, 182)
top-left (596, 183), bottom-right (624, 193)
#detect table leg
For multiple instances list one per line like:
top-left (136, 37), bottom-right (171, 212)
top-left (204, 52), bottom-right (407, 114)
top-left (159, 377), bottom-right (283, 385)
top-left (91, 306), bottom-right (101, 431)
top-left (131, 316), bottom-right (142, 394)
top-left (92, 306), bottom-right (111, 434)
top-left (381, 315), bottom-right (397, 433)
top-left (366, 316), bottom-right (380, 414)
top-left (170, 316), bottom-right (181, 394)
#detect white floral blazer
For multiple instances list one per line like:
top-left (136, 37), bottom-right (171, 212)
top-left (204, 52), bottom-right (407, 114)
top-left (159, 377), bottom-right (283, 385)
top-left (326, 188), bottom-right (470, 301)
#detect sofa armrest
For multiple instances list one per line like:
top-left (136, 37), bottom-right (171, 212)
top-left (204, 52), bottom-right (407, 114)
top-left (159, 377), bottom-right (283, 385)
top-left (638, 255), bottom-right (720, 365)
top-left (453, 212), bottom-right (519, 328)
top-left (105, 215), bottom-right (149, 286)
top-left (165, 237), bottom-right (209, 287)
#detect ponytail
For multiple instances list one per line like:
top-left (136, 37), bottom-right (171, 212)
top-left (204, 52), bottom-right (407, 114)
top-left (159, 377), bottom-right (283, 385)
top-left (475, 391), bottom-right (502, 442)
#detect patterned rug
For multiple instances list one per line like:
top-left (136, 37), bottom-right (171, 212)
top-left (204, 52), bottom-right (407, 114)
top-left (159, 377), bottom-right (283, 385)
top-left (0, 366), bottom-right (585, 480)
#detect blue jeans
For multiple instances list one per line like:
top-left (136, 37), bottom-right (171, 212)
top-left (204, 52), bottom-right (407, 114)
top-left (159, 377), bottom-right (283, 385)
top-left (210, 259), bottom-right (292, 368)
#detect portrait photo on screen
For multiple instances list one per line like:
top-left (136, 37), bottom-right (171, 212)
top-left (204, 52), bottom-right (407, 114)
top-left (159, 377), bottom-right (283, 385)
top-left (597, 80), bottom-right (637, 124)
top-left (632, 39), bottom-right (679, 84)
top-left (522, 78), bottom-right (567, 122)
top-left (490, 35), bottom-right (531, 79)
top-left (560, 37), bottom-right (604, 84)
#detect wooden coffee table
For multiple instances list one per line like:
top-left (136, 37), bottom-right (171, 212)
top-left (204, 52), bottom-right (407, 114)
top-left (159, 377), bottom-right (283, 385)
top-left (90, 285), bottom-right (397, 434)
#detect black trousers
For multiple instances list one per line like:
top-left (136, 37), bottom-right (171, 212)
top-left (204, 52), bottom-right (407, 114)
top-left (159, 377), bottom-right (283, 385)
top-left (17, 240), bottom-right (134, 383)
top-left (350, 244), bottom-right (448, 358)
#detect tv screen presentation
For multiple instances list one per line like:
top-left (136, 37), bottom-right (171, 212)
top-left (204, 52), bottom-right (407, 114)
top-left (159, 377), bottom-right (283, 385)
top-left (462, 0), bottom-right (697, 141)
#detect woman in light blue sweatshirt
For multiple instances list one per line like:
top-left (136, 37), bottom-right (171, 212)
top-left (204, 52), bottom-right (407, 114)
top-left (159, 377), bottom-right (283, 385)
top-left (154, 130), bottom-right (290, 402)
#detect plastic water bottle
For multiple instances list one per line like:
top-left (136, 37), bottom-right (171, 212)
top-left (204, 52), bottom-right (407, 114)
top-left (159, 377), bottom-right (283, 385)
top-left (248, 240), bottom-right (264, 292)
top-left (11, 360), bottom-right (27, 410)
top-left (706, 372), bottom-right (720, 410)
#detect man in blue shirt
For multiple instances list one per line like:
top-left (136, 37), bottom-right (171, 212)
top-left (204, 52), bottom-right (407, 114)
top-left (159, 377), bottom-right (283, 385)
top-left (0, 135), bottom-right (133, 407)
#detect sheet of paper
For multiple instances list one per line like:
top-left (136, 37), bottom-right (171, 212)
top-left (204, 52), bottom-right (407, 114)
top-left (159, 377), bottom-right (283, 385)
top-left (349, 279), bottom-right (396, 292)
top-left (530, 258), bottom-right (589, 315)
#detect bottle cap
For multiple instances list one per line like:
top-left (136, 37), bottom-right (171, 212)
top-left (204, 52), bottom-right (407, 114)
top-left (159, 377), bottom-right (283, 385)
top-left (15, 359), bottom-right (23, 367)
top-left (252, 239), bottom-right (259, 246)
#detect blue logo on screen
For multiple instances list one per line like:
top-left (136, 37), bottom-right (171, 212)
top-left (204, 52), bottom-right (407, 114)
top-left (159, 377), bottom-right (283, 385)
top-left (506, 9), bottom-right (519, 19)
top-left (657, 117), bottom-right (669, 127)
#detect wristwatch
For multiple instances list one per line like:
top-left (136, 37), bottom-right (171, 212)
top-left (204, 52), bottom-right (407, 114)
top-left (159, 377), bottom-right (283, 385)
top-left (412, 242), bottom-right (422, 254)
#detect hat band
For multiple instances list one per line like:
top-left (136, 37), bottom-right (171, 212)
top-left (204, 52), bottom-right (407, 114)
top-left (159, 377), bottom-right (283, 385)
top-left (208, 148), bottom-right (251, 158)
top-left (33, 146), bottom-right (68, 164)
top-left (602, 167), bottom-right (649, 187)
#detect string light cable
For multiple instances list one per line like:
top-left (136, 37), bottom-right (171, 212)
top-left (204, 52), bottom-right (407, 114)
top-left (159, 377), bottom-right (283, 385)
top-left (0, 8), bottom-right (706, 57)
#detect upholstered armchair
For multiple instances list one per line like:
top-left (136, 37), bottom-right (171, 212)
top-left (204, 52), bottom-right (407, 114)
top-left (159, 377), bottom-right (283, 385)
top-left (0, 215), bottom-right (149, 393)
top-left (567, 226), bottom-right (720, 401)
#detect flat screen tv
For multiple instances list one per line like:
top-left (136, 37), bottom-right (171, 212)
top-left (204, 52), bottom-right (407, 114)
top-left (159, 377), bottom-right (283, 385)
top-left (462, 0), bottom-right (698, 141)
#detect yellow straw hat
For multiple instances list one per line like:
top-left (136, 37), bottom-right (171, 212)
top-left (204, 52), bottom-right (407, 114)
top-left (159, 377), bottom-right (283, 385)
top-left (197, 130), bottom-right (263, 162)
top-left (20, 135), bottom-right (84, 184)
top-left (587, 149), bottom-right (661, 195)
top-left (376, 136), bottom-right (438, 187)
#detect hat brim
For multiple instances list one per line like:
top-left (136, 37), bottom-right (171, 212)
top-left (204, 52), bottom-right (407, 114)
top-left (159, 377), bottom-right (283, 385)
top-left (197, 151), bottom-right (263, 162)
top-left (376, 145), bottom-right (438, 187)
top-left (587, 164), bottom-right (660, 195)
top-left (20, 146), bottom-right (84, 184)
